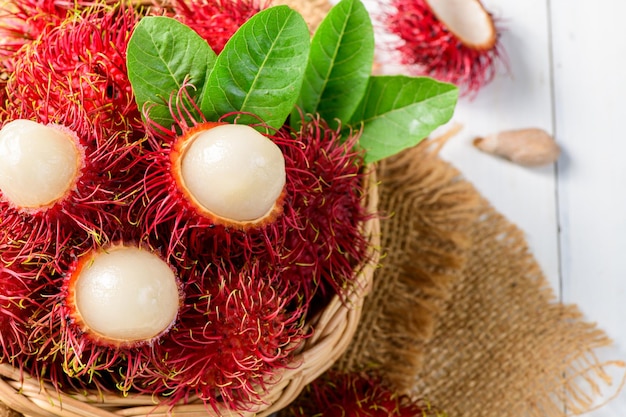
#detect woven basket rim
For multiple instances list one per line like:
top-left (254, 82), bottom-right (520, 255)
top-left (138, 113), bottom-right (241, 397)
top-left (0, 172), bottom-right (381, 417)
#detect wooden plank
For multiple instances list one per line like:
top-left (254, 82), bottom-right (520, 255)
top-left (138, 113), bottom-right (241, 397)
top-left (437, 0), bottom-right (561, 292)
top-left (550, 0), bottom-right (626, 412)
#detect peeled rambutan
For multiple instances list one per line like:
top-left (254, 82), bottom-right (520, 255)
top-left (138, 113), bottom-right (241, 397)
top-left (0, 116), bottom-right (143, 264)
top-left (384, 0), bottom-right (502, 95)
top-left (133, 260), bottom-right (306, 412)
top-left (128, 85), bottom-right (293, 260)
top-left (28, 242), bottom-right (183, 392)
top-left (157, 0), bottom-right (266, 53)
top-left (281, 371), bottom-right (446, 417)
top-left (0, 4), bottom-right (146, 260)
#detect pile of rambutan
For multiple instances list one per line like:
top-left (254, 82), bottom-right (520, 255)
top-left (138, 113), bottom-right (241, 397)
top-left (0, 0), bottom-right (457, 414)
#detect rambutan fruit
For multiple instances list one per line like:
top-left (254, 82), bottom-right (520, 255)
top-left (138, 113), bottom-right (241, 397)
top-left (4, 2), bottom-right (143, 135)
top-left (0, 4), bottom-right (146, 259)
top-left (28, 242), bottom-right (183, 392)
top-left (128, 85), bottom-right (292, 260)
top-left (133, 260), bottom-right (306, 412)
top-left (384, 0), bottom-right (502, 95)
top-left (158, 0), bottom-right (266, 54)
top-left (277, 115), bottom-right (372, 302)
top-left (0, 0), bottom-right (115, 74)
top-left (281, 371), bottom-right (446, 417)
top-left (0, 116), bottom-right (142, 264)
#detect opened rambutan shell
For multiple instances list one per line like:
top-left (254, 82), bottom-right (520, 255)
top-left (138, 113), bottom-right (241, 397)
top-left (384, 0), bottom-right (503, 95)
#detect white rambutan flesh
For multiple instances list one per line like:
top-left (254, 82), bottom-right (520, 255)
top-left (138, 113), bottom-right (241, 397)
top-left (425, 0), bottom-right (496, 50)
top-left (69, 245), bottom-right (180, 346)
top-left (177, 123), bottom-right (286, 225)
top-left (0, 119), bottom-right (82, 209)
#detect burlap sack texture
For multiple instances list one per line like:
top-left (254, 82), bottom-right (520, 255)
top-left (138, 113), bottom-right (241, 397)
top-left (331, 137), bottom-right (626, 417)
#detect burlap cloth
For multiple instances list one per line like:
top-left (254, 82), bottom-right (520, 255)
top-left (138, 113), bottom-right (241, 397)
top-left (328, 137), bottom-right (626, 417)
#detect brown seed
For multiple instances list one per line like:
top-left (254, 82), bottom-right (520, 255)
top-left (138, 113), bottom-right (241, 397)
top-left (473, 128), bottom-right (560, 166)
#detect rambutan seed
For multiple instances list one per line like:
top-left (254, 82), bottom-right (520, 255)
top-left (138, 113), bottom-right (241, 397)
top-left (0, 119), bottom-right (83, 210)
top-left (172, 123), bottom-right (286, 228)
top-left (66, 244), bottom-right (181, 347)
top-left (425, 0), bottom-right (496, 50)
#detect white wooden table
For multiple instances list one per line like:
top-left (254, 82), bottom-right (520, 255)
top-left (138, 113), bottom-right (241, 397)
top-left (362, 0), bottom-right (626, 414)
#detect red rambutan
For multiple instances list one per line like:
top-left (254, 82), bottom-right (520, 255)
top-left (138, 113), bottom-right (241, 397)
top-left (159, 0), bottom-right (267, 53)
top-left (133, 260), bottom-right (306, 412)
top-left (384, 0), bottom-right (502, 95)
top-left (277, 115), bottom-right (372, 302)
top-left (282, 371), bottom-right (446, 417)
top-left (4, 2), bottom-right (143, 133)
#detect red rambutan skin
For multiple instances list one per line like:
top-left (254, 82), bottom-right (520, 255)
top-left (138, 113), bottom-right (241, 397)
top-left (0, 4), bottom-right (147, 262)
top-left (133, 260), bottom-right (307, 412)
top-left (0, 260), bottom-right (50, 368)
top-left (0, 0), bottom-right (79, 73)
top-left (283, 371), bottom-right (444, 417)
top-left (155, 0), bottom-right (267, 54)
top-left (385, 0), bottom-right (502, 95)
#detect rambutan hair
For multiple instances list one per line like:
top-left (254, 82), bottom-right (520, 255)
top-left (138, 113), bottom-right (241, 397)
top-left (283, 371), bottom-right (446, 417)
top-left (156, 0), bottom-right (267, 53)
top-left (133, 260), bottom-right (307, 412)
top-left (384, 0), bottom-right (503, 95)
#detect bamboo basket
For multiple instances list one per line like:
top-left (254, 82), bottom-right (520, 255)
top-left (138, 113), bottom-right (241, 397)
top-left (0, 173), bottom-right (380, 417)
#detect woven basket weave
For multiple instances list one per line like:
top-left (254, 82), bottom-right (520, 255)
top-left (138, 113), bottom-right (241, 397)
top-left (0, 173), bottom-right (380, 417)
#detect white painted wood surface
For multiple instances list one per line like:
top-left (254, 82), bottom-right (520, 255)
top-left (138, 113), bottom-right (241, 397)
top-left (362, 0), bottom-right (626, 414)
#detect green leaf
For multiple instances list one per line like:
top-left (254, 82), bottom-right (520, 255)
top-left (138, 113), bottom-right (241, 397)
top-left (200, 6), bottom-right (310, 129)
top-left (127, 16), bottom-right (216, 127)
top-left (351, 76), bottom-right (458, 163)
top-left (292, 0), bottom-right (374, 129)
